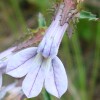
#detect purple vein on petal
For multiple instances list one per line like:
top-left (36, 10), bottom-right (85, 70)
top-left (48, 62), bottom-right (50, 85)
top-left (28, 61), bottom-right (43, 97)
top-left (52, 63), bottom-right (60, 98)
top-left (7, 54), bottom-right (37, 73)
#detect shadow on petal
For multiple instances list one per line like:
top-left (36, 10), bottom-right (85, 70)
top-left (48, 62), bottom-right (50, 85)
top-left (0, 73), bottom-right (2, 88)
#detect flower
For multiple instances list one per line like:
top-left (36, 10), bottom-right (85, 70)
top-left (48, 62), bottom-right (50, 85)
top-left (6, 4), bottom-right (69, 98)
top-left (37, 5), bottom-right (68, 58)
top-left (0, 47), bottom-right (16, 88)
top-left (6, 48), bottom-right (68, 98)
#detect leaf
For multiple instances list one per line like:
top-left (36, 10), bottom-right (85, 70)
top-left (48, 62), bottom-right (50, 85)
top-left (79, 10), bottom-right (98, 20)
top-left (6, 47), bottom-right (37, 78)
top-left (45, 57), bottom-right (68, 98)
top-left (38, 13), bottom-right (46, 27)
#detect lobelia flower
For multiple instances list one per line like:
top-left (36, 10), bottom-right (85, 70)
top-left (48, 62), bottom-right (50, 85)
top-left (6, 4), bottom-right (70, 98)
top-left (0, 47), bottom-right (16, 88)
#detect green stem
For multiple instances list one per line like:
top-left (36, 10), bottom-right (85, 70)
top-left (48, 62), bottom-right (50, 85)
top-left (71, 33), bottom-right (87, 100)
top-left (63, 36), bottom-right (73, 100)
top-left (90, 22), bottom-right (100, 100)
top-left (63, 36), bottom-right (73, 70)
top-left (68, 80), bottom-right (81, 100)
top-left (9, 0), bottom-right (27, 32)
top-left (0, 1), bottom-right (18, 35)
top-left (42, 89), bottom-right (52, 100)
top-left (61, 35), bottom-right (81, 100)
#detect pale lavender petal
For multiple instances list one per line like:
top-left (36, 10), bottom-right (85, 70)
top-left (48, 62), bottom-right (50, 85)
top-left (22, 54), bottom-right (45, 98)
top-left (39, 22), bottom-right (62, 58)
top-left (37, 4), bottom-right (68, 58)
top-left (0, 47), bottom-right (16, 69)
top-left (45, 66), bottom-right (59, 97)
top-left (6, 47), bottom-right (37, 78)
top-left (0, 47), bottom-right (16, 59)
top-left (37, 8), bottom-right (62, 55)
top-left (49, 23), bottom-right (68, 58)
top-left (45, 57), bottom-right (68, 98)
top-left (0, 73), bottom-right (2, 88)
top-left (7, 57), bottom-right (35, 78)
top-left (0, 61), bottom-right (7, 88)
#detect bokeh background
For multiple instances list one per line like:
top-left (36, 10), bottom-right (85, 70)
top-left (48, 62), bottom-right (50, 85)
top-left (0, 0), bottom-right (100, 100)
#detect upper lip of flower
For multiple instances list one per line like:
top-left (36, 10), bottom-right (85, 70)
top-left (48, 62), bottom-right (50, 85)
top-left (37, 4), bottom-right (69, 58)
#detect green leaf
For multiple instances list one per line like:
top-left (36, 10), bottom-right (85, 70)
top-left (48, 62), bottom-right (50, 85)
top-left (38, 13), bottom-right (46, 27)
top-left (79, 10), bottom-right (98, 20)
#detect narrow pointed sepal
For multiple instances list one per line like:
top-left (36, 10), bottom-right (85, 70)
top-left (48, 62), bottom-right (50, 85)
top-left (6, 47), bottom-right (37, 78)
top-left (45, 57), bottom-right (68, 98)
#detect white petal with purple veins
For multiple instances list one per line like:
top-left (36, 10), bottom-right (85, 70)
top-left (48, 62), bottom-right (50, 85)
top-left (45, 66), bottom-right (59, 97)
top-left (6, 47), bottom-right (37, 78)
top-left (45, 57), bottom-right (68, 98)
top-left (0, 47), bottom-right (16, 60)
top-left (22, 54), bottom-right (45, 98)
top-left (7, 57), bottom-right (36, 78)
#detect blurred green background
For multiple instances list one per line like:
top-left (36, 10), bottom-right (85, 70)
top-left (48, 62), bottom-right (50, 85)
top-left (0, 0), bottom-right (100, 100)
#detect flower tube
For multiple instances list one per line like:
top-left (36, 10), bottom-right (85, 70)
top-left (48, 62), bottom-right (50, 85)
top-left (6, 3), bottom-right (69, 98)
top-left (37, 4), bottom-right (69, 58)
